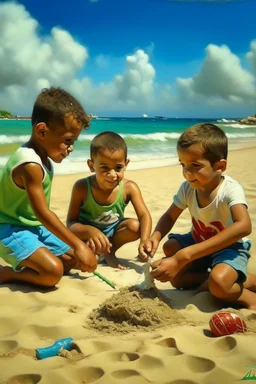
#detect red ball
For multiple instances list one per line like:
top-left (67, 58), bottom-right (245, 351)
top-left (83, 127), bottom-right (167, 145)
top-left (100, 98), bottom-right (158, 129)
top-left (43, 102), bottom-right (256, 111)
top-left (209, 311), bottom-right (247, 337)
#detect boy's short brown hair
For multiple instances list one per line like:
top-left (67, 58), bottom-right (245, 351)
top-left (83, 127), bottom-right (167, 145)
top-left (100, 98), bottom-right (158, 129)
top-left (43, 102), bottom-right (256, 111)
top-left (31, 87), bottom-right (90, 129)
top-left (177, 123), bottom-right (228, 165)
top-left (90, 131), bottom-right (127, 159)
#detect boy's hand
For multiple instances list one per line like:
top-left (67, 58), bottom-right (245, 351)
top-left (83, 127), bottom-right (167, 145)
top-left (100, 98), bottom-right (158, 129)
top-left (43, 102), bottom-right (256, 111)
top-left (151, 257), bottom-right (179, 282)
top-left (138, 239), bottom-right (153, 261)
top-left (151, 254), bottom-right (187, 282)
top-left (74, 243), bottom-right (97, 273)
top-left (86, 227), bottom-right (112, 254)
top-left (147, 235), bottom-right (160, 257)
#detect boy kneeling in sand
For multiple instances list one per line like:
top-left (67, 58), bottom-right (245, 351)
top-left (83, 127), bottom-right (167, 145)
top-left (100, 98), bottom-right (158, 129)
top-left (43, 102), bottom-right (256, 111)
top-left (67, 131), bottom-right (152, 269)
top-left (0, 87), bottom-right (97, 287)
top-left (148, 123), bottom-right (256, 310)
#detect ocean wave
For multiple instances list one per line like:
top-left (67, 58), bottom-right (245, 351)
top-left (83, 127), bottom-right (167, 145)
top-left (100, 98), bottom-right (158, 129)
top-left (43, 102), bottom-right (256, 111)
top-left (217, 119), bottom-right (237, 123)
top-left (53, 155), bottom-right (179, 175)
top-left (226, 132), bottom-right (256, 138)
top-left (78, 132), bottom-right (181, 142)
top-left (0, 135), bottom-right (30, 144)
top-left (217, 123), bottom-right (256, 129)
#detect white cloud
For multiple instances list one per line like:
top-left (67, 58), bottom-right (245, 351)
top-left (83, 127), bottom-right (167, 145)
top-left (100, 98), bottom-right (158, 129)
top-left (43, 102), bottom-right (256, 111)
top-left (0, 2), bottom-right (88, 111)
top-left (114, 50), bottom-right (155, 103)
top-left (68, 50), bottom-right (156, 114)
top-left (0, 2), bottom-right (256, 117)
top-left (247, 40), bottom-right (256, 76)
top-left (176, 44), bottom-right (256, 104)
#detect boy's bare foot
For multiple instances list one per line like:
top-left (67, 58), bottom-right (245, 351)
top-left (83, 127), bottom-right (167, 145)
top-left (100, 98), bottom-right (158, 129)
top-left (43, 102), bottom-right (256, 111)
top-left (104, 254), bottom-right (128, 270)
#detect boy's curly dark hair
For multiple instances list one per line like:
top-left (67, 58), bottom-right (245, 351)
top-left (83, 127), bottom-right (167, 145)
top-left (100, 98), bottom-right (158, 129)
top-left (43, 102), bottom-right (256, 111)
top-left (31, 87), bottom-right (90, 129)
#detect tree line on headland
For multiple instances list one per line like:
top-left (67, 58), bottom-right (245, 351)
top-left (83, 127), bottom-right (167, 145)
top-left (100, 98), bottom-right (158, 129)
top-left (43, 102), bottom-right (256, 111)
top-left (0, 110), bottom-right (12, 118)
top-left (0, 110), bottom-right (31, 119)
top-left (0, 108), bottom-right (256, 124)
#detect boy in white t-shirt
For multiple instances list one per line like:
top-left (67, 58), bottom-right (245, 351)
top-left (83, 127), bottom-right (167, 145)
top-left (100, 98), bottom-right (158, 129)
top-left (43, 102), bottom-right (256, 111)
top-left (148, 123), bottom-right (256, 310)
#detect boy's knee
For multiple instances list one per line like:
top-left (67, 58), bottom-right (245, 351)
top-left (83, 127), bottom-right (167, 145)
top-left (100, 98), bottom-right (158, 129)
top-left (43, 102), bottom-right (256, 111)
top-left (127, 218), bottom-right (140, 234)
top-left (170, 276), bottom-right (184, 290)
top-left (162, 241), bottom-right (171, 256)
top-left (43, 258), bottom-right (64, 287)
top-left (162, 238), bottom-right (181, 258)
top-left (208, 272), bottom-right (231, 298)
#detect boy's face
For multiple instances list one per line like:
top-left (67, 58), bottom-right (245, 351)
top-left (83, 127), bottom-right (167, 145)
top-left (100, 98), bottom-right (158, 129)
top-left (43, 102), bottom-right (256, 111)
top-left (88, 148), bottom-right (129, 191)
top-left (177, 144), bottom-right (226, 191)
top-left (36, 114), bottom-right (83, 163)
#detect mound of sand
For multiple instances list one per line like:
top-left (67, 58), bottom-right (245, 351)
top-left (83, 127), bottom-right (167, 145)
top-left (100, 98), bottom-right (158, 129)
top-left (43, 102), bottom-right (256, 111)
top-left (87, 286), bottom-right (192, 334)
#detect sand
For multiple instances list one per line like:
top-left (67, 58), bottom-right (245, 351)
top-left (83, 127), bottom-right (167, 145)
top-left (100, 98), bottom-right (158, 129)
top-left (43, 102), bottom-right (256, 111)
top-left (1, 146), bottom-right (256, 383)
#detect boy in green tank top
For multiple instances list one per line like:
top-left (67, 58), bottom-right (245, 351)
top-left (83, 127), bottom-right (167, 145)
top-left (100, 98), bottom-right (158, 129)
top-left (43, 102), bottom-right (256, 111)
top-left (67, 131), bottom-right (152, 269)
top-left (0, 87), bottom-right (97, 287)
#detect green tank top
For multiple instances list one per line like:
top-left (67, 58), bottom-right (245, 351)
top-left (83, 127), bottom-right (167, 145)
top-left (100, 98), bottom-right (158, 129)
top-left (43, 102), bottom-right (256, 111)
top-left (79, 177), bottom-right (127, 228)
top-left (0, 146), bottom-right (53, 226)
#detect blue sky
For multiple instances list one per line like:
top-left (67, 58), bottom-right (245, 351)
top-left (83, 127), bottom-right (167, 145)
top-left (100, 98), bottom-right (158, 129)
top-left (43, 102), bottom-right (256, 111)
top-left (0, 0), bottom-right (256, 117)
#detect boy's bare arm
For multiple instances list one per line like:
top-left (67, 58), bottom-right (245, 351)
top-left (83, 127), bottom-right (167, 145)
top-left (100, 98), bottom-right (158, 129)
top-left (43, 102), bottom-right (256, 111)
top-left (180, 203), bottom-right (252, 264)
top-left (18, 164), bottom-right (97, 271)
top-left (67, 178), bottom-right (111, 254)
top-left (149, 203), bottom-right (183, 256)
top-left (67, 179), bottom-right (88, 234)
top-left (126, 181), bottom-right (152, 239)
top-left (125, 181), bottom-right (152, 258)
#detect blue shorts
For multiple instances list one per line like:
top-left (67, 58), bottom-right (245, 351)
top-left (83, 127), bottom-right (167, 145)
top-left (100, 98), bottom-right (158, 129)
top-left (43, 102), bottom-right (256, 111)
top-left (0, 224), bottom-right (71, 271)
top-left (81, 218), bottom-right (127, 238)
top-left (168, 232), bottom-right (251, 282)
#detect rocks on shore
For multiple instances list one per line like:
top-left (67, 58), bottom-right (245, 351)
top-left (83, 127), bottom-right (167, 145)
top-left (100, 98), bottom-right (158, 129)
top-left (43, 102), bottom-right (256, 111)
top-left (238, 115), bottom-right (256, 125)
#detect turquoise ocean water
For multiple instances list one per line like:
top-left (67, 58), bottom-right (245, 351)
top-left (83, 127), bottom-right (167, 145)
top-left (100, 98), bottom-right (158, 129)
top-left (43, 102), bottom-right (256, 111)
top-left (1, 117), bottom-right (256, 175)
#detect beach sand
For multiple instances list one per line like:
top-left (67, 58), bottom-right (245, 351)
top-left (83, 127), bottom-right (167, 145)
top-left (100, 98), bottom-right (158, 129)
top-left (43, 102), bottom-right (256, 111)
top-left (1, 147), bottom-right (256, 383)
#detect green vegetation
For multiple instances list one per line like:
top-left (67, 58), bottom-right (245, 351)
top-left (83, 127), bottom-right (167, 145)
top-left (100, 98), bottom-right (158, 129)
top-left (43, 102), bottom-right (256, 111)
top-left (0, 110), bottom-right (12, 118)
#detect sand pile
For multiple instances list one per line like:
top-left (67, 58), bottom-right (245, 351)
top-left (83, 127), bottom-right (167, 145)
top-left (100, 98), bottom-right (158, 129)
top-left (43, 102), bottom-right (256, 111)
top-left (87, 286), bottom-right (187, 334)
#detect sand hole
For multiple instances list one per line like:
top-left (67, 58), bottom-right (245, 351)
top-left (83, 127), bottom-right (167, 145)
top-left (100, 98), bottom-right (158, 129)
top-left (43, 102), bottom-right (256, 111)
top-left (212, 335), bottom-right (237, 351)
top-left (169, 381), bottom-right (198, 384)
top-left (185, 355), bottom-right (215, 373)
top-left (76, 367), bottom-right (104, 383)
top-left (0, 340), bottom-right (18, 355)
top-left (6, 374), bottom-right (41, 384)
top-left (156, 337), bottom-right (177, 348)
top-left (156, 337), bottom-right (183, 355)
top-left (138, 354), bottom-right (164, 369)
top-left (111, 369), bottom-right (141, 379)
top-left (0, 318), bottom-right (20, 337)
top-left (107, 351), bottom-right (140, 362)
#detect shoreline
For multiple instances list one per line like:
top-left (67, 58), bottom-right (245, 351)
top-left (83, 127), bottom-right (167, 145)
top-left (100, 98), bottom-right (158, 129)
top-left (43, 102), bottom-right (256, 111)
top-left (52, 143), bottom-right (256, 177)
top-left (1, 132), bottom-right (256, 176)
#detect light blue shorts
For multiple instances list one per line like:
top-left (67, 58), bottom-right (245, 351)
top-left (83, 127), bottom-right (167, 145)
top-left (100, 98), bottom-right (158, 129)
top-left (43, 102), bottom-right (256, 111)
top-left (81, 218), bottom-right (127, 238)
top-left (168, 232), bottom-right (251, 282)
top-left (0, 224), bottom-right (71, 271)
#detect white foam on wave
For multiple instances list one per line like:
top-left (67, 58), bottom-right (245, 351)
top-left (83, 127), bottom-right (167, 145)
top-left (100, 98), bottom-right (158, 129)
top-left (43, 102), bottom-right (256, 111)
top-left (53, 154), bottom-right (179, 175)
top-left (0, 135), bottom-right (30, 144)
top-left (77, 132), bottom-right (181, 142)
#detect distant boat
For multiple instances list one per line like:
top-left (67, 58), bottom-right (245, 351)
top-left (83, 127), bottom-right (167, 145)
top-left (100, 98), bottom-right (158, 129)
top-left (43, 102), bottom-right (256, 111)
top-left (142, 114), bottom-right (148, 118)
top-left (155, 115), bottom-right (165, 119)
top-left (88, 114), bottom-right (98, 120)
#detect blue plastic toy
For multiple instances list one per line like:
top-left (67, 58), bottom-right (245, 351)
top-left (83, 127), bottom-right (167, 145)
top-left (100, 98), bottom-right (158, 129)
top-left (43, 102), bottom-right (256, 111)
top-left (36, 337), bottom-right (73, 359)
